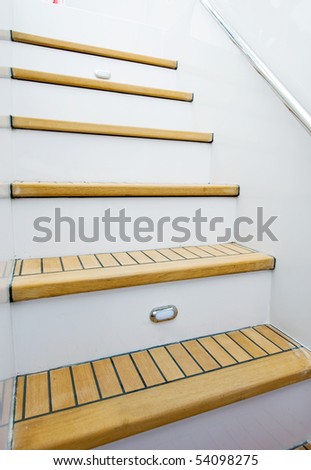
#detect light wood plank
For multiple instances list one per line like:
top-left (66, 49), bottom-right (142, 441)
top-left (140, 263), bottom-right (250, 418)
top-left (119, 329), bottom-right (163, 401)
top-left (254, 325), bottom-right (294, 351)
top-left (149, 347), bottom-right (184, 381)
top-left (185, 246), bottom-right (214, 258)
top-left (12, 32), bottom-right (178, 69)
top-left (25, 373), bottom-right (50, 419)
top-left (198, 336), bottom-right (237, 367)
top-left (166, 344), bottom-right (202, 376)
top-left (13, 348), bottom-right (311, 450)
top-left (157, 248), bottom-right (184, 261)
top-left (183, 340), bottom-right (220, 371)
top-left (132, 351), bottom-right (165, 386)
top-left (214, 334), bottom-right (252, 362)
top-left (61, 256), bottom-right (83, 272)
top-left (305, 443), bottom-right (311, 450)
top-left (241, 328), bottom-right (281, 354)
top-left (113, 252), bottom-right (137, 266)
top-left (12, 251), bottom-right (275, 302)
top-left (228, 331), bottom-right (267, 358)
top-left (43, 257), bottom-right (62, 274)
top-left (170, 247), bottom-right (199, 259)
top-left (112, 355), bottom-right (145, 392)
top-left (227, 243), bottom-right (256, 254)
top-left (143, 250), bottom-right (169, 262)
top-left (209, 244), bottom-right (240, 255)
top-left (92, 359), bottom-right (123, 398)
top-left (96, 253), bottom-right (120, 268)
top-left (21, 259), bottom-right (41, 276)
top-left (71, 364), bottom-right (100, 405)
top-left (12, 68), bottom-right (192, 101)
top-left (197, 245), bottom-right (227, 256)
top-left (12, 117), bottom-right (213, 143)
top-left (14, 260), bottom-right (22, 276)
top-left (12, 182), bottom-right (239, 198)
top-left (79, 255), bottom-right (101, 269)
top-left (14, 377), bottom-right (25, 422)
top-left (268, 325), bottom-right (300, 347)
top-left (128, 251), bottom-right (154, 265)
top-left (50, 368), bottom-right (76, 412)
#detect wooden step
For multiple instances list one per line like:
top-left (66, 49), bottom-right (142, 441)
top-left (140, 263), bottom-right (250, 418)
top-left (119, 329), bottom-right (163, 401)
top-left (12, 324), bottom-right (311, 450)
top-left (12, 182), bottom-right (239, 198)
top-left (11, 31), bottom-right (178, 69)
top-left (11, 116), bottom-right (213, 143)
top-left (12, 243), bottom-right (274, 302)
top-left (11, 68), bottom-right (193, 102)
top-left (293, 442), bottom-right (311, 450)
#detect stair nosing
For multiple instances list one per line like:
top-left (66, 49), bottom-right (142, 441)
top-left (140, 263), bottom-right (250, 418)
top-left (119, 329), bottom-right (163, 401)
top-left (12, 182), bottom-right (240, 198)
top-left (11, 31), bottom-right (178, 70)
top-left (11, 116), bottom-right (213, 143)
top-left (12, 68), bottom-right (193, 102)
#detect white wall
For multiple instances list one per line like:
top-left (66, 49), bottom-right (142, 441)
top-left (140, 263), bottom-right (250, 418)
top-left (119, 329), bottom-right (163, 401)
top-left (0, 0), bottom-right (16, 450)
top-left (197, 1), bottom-right (311, 347)
top-left (214, 0), bottom-right (311, 114)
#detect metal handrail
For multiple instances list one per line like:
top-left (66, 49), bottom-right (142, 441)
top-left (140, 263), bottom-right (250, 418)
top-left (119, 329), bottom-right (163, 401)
top-left (201, 0), bottom-right (311, 135)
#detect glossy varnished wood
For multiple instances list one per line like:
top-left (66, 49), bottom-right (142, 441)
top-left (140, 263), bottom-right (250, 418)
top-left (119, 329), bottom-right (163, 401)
top-left (11, 116), bottom-right (214, 143)
top-left (11, 32), bottom-right (178, 69)
top-left (12, 68), bottom-right (192, 101)
top-left (12, 244), bottom-right (275, 302)
top-left (12, 182), bottom-right (239, 198)
top-left (13, 341), bottom-right (311, 450)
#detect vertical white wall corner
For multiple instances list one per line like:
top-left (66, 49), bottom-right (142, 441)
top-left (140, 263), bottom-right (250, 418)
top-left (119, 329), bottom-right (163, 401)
top-left (0, 0), bottom-right (16, 451)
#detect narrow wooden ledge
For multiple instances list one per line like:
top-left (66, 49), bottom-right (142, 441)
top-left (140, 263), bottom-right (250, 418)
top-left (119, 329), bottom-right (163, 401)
top-left (12, 68), bottom-right (193, 102)
top-left (12, 244), bottom-right (274, 302)
top-left (11, 116), bottom-right (213, 143)
top-left (12, 324), bottom-right (311, 449)
top-left (12, 182), bottom-right (240, 198)
top-left (11, 31), bottom-right (178, 69)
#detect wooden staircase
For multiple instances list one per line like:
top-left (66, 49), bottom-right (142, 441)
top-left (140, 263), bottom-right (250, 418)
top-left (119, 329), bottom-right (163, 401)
top-left (6, 23), bottom-right (311, 451)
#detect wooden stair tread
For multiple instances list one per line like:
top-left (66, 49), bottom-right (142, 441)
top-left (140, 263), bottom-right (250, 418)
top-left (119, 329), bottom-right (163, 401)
top-left (12, 324), bottom-right (311, 450)
top-left (11, 31), bottom-right (178, 69)
top-left (11, 116), bottom-right (213, 143)
top-left (12, 68), bottom-right (192, 102)
top-left (11, 243), bottom-right (275, 302)
top-left (12, 182), bottom-right (240, 198)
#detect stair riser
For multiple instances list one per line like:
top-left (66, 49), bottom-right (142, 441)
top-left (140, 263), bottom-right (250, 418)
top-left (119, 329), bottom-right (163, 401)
top-left (12, 271), bottom-right (271, 374)
top-left (11, 43), bottom-right (177, 89)
top-left (12, 130), bottom-right (211, 183)
top-left (12, 81), bottom-right (193, 129)
top-left (14, 0), bottom-right (169, 62)
top-left (12, 197), bottom-right (237, 258)
top-left (98, 379), bottom-right (311, 450)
